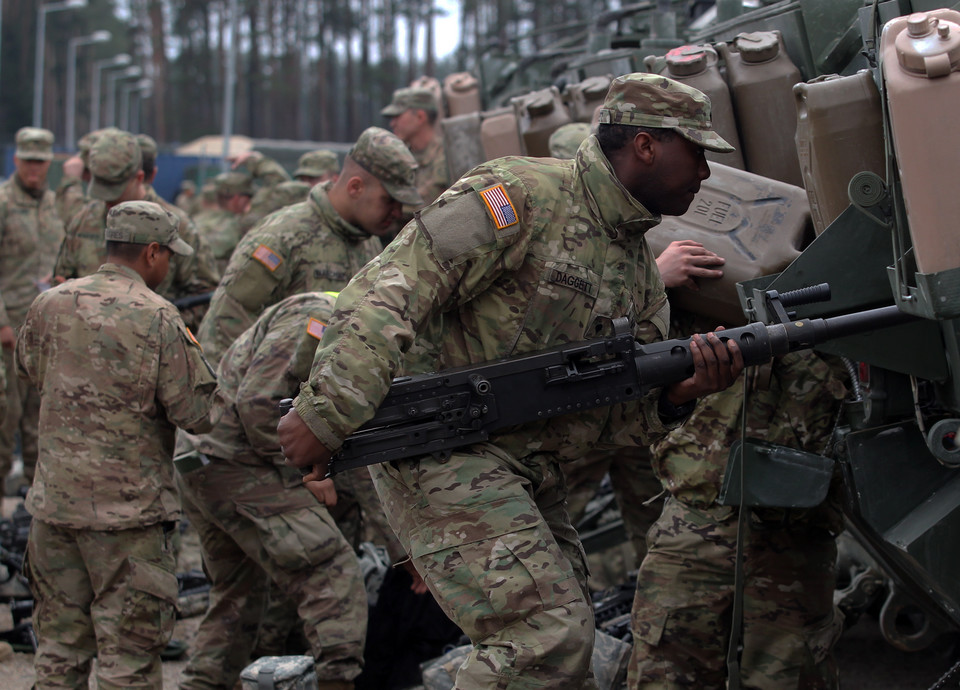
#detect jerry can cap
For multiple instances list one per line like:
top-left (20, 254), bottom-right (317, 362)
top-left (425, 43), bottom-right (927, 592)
top-left (894, 13), bottom-right (960, 77)
top-left (579, 75), bottom-right (612, 97)
top-left (447, 72), bottom-right (478, 92)
top-left (525, 89), bottom-right (558, 116)
top-left (734, 31), bottom-right (781, 63)
top-left (665, 45), bottom-right (712, 76)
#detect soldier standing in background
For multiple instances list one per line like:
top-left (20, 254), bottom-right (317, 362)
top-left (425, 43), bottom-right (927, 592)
top-left (192, 171), bottom-right (254, 274)
top-left (55, 130), bottom-right (100, 225)
top-left (54, 130), bottom-right (220, 329)
top-left (382, 87), bottom-right (450, 211)
top-left (0, 127), bottom-right (64, 495)
top-left (16, 200), bottom-right (216, 690)
top-left (197, 126), bottom-right (421, 368)
top-left (176, 292), bottom-right (371, 690)
top-left (279, 74), bottom-right (744, 688)
top-left (175, 180), bottom-right (198, 215)
top-left (293, 150), bottom-right (340, 186)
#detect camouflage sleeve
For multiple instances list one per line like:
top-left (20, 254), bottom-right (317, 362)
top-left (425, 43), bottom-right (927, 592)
top-left (170, 216), bottom-right (221, 297)
top-left (235, 313), bottom-right (321, 456)
top-left (55, 178), bottom-right (84, 225)
top-left (156, 308), bottom-right (217, 433)
top-left (14, 297), bottom-right (42, 386)
top-left (244, 152), bottom-right (291, 187)
top-left (0, 289), bottom-right (9, 330)
top-left (0, 353), bottom-right (6, 421)
top-left (293, 168), bottom-right (537, 450)
top-left (53, 211), bottom-right (83, 281)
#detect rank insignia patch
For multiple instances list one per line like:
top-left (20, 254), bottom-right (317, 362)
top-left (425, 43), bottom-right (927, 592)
top-left (252, 244), bottom-right (283, 272)
top-left (479, 184), bottom-right (519, 231)
top-left (306, 318), bottom-right (327, 341)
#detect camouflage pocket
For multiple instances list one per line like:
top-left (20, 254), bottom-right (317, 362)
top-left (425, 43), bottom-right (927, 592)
top-left (236, 500), bottom-right (347, 572)
top-left (117, 557), bottom-right (178, 654)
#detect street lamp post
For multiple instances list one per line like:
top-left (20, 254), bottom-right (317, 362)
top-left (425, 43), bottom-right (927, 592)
top-left (91, 53), bottom-right (131, 130)
top-left (121, 78), bottom-right (152, 132)
top-left (66, 30), bottom-right (110, 150)
top-left (130, 88), bottom-right (153, 133)
top-left (33, 0), bottom-right (89, 128)
top-left (105, 66), bottom-right (142, 128)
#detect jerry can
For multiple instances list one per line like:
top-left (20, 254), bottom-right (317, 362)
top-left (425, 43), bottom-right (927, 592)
top-left (644, 162), bottom-right (812, 326)
top-left (480, 107), bottom-right (524, 161)
top-left (718, 31), bottom-right (804, 187)
top-left (881, 9), bottom-right (960, 274)
top-left (441, 111), bottom-right (485, 180)
top-left (443, 72), bottom-right (482, 116)
top-left (409, 75), bottom-right (445, 115)
top-left (512, 86), bottom-right (573, 157)
top-left (794, 70), bottom-right (885, 235)
top-left (563, 75), bottom-right (612, 123)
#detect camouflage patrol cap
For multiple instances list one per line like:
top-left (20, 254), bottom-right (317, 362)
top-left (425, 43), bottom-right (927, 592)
top-left (598, 73), bottom-right (735, 153)
top-left (293, 150), bottom-right (339, 179)
top-left (179, 180), bottom-right (196, 193)
top-left (200, 181), bottom-right (216, 204)
top-left (381, 87), bottom-right (438, 117)
top-left (105, 200), bottom-right (193, 256)
top-left (213, 171), bottom-right (254, 197)
top-left (268, 180), bottom-right (311, 209)
top-left (15, 127), bottom-right (54, 161)
top-left (348, 126), bottom-right (423, 206)
top-left (89, 129), bottom-right (142, 201)
top-left (549, 122), bottom-right (592, 159)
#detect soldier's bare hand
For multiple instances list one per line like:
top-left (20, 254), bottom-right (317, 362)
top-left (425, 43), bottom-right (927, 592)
top-left (229, 151), bottom-right (261, 170)
top-left (655, 240), bottom-right (725, 290)
top-left (303, 475), bottom-right (338, 506)
top-left (665, 328), bottom-right (744, 405)
top-left (399, 559), bottom-right (429, 595)
top-left (278, 407), bottom-right (333, 476)
top-left (62, 156), bottom-right (84, 179)
top-left (0, 326), bottom-right (14, 350)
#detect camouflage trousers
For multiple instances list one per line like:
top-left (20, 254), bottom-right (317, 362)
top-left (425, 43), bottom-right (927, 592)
top-left (176, 461), bottom-right (367, 689)
top-left (562, 445), bottom-right (666, 564)
top-left (628, 497), bottom-right (843, 689)
top-left (371, 445), bottom-right (599, 689)
top-left (0, 345), bottom-right (39, 491)
top-left (26, 518), bottom-right (178, 690)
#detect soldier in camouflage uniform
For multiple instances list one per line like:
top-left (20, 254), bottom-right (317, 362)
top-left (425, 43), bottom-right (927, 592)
top-left (54, 129), bottom-right (220, 329)
top-left (0, 127), bottom-right (64, 493)
top-left (55, 130), bottom-right (102, 225)
top-left (176, 180), bottom-right (198, 215)
top-left (193, 171), bottom-right (254, 274)
top-left (279, 74), bottom-right (744, 688)
top-left (177, 292), bottom-right (371, 690)
top-left (197, 126), bottom-right (421, 367)
top-left (16, 200), bottom-right (216, 690)
top-left (383, 86), bottom-right (450, 212)
top-left (628, 340), bottom-right (849, 689)
top-left (239, 179), bottom-right (312, 240)
top-left (294, 149), bottom-right (340, 186)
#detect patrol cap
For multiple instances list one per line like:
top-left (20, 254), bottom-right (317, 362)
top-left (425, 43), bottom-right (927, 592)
top-left (136, 133), bottom-right (158, 169)
top-left (179, 180), bottom-right (196, 193)
top-left (89, 129), bottom-right (142, 201)
top-left (548, 122), bottom-right (592, 159)
top-left (381, 87), bottom-right (438, 117)
top-left (213, 171), bottom-right (254, 197)
top-left (597, 73), bottom-right (735, 153)
top-left (348, 126), bottom-right (423, 206)
top-left (105, 200), bottom-right (193, 256)
top-left (200, 181), bottom-right (216, 204)
top-left (15, 127), bottom-right (54, 161)
top-left (294, 150), bottom-right (339, 179)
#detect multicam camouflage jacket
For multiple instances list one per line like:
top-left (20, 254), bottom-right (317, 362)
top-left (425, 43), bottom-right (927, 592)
top-left (196, 181), bottom-right (383, 367)
top-left (0, 175), bottom-right (64, 329)
top-left (296, 134), bottom-right (677, 464)
top-left (412, 133), bottom-right (450, 209)
top-left (193, 208), bottom-right (244, 275)
top-left (55, 175), bottom-right (88, 226)
top-left (16, 263), bottom-right (216, 530)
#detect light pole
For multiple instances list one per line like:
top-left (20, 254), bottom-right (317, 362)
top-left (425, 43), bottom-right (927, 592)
top-left (33, 0), bottom-right (89, 128)
top-left (130, 88), bottom-right (152, 133)
top-left (222, 0), bottom-right (240, 170)
top-left (66, 30), bottom-right (110, 150)
top-left (91, 53), bottom-right (131, 130)
top-left (121, 78), bottom-right (152, 132)
top-left (106, 66), bottom-right (142, 128)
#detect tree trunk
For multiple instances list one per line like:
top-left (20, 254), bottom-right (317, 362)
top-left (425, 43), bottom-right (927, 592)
top-left (147, 0), bottom-right (169, 140)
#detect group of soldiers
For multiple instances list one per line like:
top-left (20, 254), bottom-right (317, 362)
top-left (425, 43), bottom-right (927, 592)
top-left (0, 71), bottom-right (850, 690)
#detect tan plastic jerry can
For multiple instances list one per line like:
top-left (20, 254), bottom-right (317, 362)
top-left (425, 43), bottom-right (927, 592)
top-left (512, 87), bottom-right (573, 157)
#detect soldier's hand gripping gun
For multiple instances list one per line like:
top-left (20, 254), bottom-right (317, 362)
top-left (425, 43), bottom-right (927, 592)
top-left (328, 284), bottom-right (916, 475)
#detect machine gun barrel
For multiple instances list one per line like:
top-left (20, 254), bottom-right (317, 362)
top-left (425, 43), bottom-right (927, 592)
top-left (330, 299), bottom-right (916, 474)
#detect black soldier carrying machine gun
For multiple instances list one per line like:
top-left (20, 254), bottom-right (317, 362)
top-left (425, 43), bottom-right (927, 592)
top-left (319, 283), bottom-right (915, 475)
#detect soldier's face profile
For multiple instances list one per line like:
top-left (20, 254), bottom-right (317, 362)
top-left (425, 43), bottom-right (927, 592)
top-left (354, 179), bottom-right (402, 236)
top-left (636, 135), bottom-right (710, 217)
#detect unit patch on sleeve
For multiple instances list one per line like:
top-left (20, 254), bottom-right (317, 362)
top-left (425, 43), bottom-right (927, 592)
top-left (479, 184), bottom-right (519, 231)
top-left (252, 244), bottom-right (283, 272)
top-left (306, 318), bottom-right (327, 341)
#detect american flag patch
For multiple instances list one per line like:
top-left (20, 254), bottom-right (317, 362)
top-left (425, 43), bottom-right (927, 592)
top-left (252, 244), bottom-right (283, 272)
top-left (479, 184), bottom-right (518, 230)
top-left (306, 318), bottom-right (327, 341)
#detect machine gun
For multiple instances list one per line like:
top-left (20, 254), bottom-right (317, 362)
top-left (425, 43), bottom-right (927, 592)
top-left (328, 283), bottom-right (916, 475)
